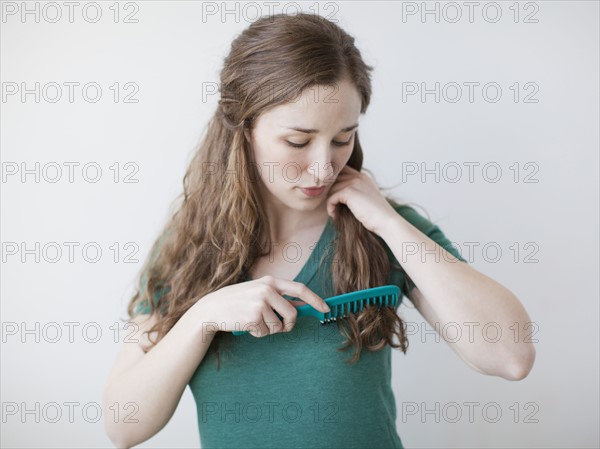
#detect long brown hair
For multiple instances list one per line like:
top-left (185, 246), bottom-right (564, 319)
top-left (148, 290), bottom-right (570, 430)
top-left (127, 12), bottom-right (415, 368)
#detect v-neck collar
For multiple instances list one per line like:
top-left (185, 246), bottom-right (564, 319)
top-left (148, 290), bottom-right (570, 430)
top-left (244, 216), bottom-right (334, 284)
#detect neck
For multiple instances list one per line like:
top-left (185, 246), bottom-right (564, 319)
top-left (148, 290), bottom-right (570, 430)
top-left (264, 206), bottom-right (329, 243)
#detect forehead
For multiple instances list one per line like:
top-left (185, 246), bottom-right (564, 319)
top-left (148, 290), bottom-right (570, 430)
top-left (256, 79), bottom-right (362, 131)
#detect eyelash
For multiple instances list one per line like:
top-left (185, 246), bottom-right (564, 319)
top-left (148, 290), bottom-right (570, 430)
top-left (285, 139), bottom-right (353, 149)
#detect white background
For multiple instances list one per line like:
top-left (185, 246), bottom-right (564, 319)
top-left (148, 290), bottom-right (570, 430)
top-left (1, 1), bottom-right (598, 447)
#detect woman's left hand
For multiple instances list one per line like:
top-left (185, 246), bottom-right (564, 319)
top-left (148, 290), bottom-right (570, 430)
top-left (326, 165), bottom-right (398, 236)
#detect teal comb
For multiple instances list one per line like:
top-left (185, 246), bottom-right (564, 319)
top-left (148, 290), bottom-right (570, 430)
top-left (232, 284), bottom-right (400, 336)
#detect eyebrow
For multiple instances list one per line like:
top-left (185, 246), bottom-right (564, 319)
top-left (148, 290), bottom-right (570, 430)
top-left (282, 123), bottom-right (359, 134)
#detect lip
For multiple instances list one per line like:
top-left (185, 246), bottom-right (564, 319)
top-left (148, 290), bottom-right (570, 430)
top-left (299, 186), bottom-right (326, 197)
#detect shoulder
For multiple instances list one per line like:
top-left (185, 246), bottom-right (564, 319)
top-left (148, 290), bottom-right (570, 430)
top-left (133, 281), bottom-right (171, 317)
top-left (388, 202), bottom-right (437, 234)
top-left (386, 199), bottom-right (467, 263)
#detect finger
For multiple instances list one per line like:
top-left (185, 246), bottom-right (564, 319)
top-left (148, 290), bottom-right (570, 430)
top-left (261, 306), bottom-right (285, 335)
top-left (334, 170), bottom-right (351, 177)
top-left (328, 182), bottom-right (349, 196)
top-left (261, 287), bottom-right (302, 333)
top-left (338, 166), bottom-right (357, 176)
top-left (269, 302), bottom-right (299, 333)
top-left (239, 297), bottom-right (271, 337)
top-left (262, 285), bottom-right (300, 334)
top-left (327, 192), bottom-right (342, 218)
top-left (248, 318), bottom-right (271, 338)
top-left (333, 173), bottom-right (352, 182)
top-left (263, 277), bottom-right (330, 313)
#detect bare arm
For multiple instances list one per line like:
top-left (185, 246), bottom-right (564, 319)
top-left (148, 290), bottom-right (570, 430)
top-left (379, 215), bottom-right (536, 381)
top-left (102, 276), bottom-right (330, 447)
top-left (102, 302), bottom-right (216, 448)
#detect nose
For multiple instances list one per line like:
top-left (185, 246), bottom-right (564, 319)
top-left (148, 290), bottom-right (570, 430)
top-left (306, 145), bottom-right (335, 186)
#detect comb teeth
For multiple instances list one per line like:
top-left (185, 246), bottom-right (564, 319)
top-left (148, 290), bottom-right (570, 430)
top-left (318, 289), bottom-right (400, 325)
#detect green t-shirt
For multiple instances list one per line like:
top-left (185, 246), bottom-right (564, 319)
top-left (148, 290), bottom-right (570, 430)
top-left (134, 204), bottom-right (466, 448)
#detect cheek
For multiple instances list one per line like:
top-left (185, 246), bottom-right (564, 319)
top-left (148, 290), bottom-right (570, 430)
top-left (277, 155), bottom-right (307, 186)
top-left (253, 146), bottom-right (300, 187)
top-left (332, 149), bottom-right (353, 173)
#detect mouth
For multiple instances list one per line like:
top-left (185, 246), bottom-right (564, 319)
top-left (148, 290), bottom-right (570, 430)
top-left (298, 186), bottom-right (326, 197)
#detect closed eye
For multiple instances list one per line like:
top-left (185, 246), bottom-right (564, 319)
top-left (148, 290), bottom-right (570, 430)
top-left (285, 138), bottom-right (353, 149)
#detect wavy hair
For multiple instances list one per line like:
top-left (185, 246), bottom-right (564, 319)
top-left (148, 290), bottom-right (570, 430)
top-left (127, 12), bottom-right (417, 368)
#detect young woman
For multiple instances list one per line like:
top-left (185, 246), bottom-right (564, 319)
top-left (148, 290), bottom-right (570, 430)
top-left (103, 12), bottom-right (535, 449)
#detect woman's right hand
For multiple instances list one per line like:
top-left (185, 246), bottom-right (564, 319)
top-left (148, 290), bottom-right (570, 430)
top-left (191, 276), bottom-right (330, 338)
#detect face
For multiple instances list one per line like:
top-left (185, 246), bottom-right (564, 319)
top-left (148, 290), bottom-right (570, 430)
top-left (245, 78), bottom-right (362, 213)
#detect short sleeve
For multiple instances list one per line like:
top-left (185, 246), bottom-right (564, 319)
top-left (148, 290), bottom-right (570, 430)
top-left (132, 268), bottom-right (171, 317)
top-left (133, 270), bottom-right (152, 316)
top-left (385, 204), bottom-right (467, 297)
top-left (131, 230), bottom-right (172, 317)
